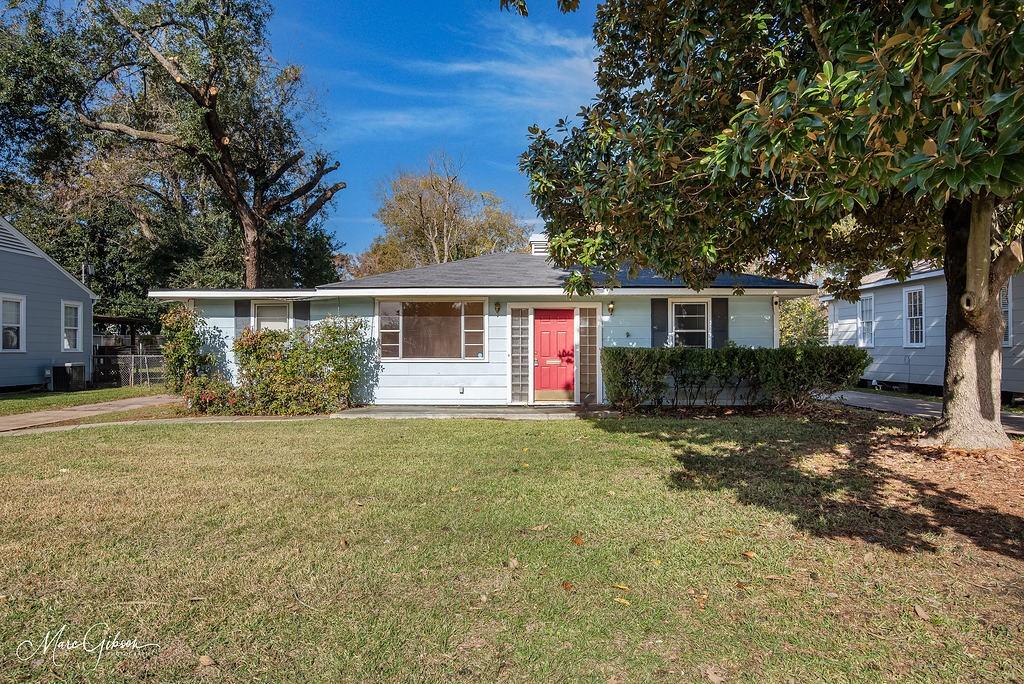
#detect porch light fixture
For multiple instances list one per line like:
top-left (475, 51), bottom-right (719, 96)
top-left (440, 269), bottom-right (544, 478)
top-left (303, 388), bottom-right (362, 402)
top-left (494, 301), bottom-right (502, 314)
top-left (607, 301), bottom-right (615, 315)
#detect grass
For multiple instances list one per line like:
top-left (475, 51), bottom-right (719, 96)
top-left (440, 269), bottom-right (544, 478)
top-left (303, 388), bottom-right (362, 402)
top-left (0, 384), bottom-right (167, 416)
top-left (1, 412), bottom-right (1022, 682)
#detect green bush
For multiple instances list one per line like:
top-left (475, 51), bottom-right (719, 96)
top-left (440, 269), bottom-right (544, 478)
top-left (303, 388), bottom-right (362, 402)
top-left (601, 347), bottom-right (669, 410)
top-left (231, 316), bottom-right (379, 415)
top-left (182, 375), bottom-right (239, 415)
top-left (160, 306), bottom-right (226, 392)
top-left (601, 345), bottom-right (869, 410)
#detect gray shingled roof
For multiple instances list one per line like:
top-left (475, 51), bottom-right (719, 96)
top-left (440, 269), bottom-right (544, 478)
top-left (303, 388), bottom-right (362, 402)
top-left (318, 252), bottom-right (813, 290)
top-left (859, 261), bottom-right (942, 287)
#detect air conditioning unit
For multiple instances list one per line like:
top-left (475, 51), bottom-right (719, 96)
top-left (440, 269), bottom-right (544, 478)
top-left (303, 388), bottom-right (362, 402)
top-left (52, 363), bottom-right (86, 392)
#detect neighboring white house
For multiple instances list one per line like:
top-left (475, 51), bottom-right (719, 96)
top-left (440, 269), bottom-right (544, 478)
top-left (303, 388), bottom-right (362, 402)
top-left (150, 235), bottom-right (816, 406)
top-left (823, 264), bottom-right (1024, 392)
top-left (0, 217), bottom-right (97, 389)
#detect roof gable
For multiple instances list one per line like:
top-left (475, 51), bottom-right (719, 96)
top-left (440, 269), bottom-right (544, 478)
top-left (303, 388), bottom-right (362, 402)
top-left (0, 217), bottom-right (98, 299)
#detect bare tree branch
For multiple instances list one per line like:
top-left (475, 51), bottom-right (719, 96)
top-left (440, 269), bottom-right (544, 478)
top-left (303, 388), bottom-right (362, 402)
top-left (76, 110), bottom-right (186, 148)
top-left (295, 181), bottom-right (347, 227)
top-left (262, 159), bottom-right (340, 216)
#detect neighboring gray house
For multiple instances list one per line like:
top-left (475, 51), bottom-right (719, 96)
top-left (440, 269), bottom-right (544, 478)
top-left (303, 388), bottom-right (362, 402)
top-left (823, 264), bottom-right (1024, 393)
top-left (150, 235), bottom-right (816, 406)
top-left (0, 217), bottom-right (97, 389)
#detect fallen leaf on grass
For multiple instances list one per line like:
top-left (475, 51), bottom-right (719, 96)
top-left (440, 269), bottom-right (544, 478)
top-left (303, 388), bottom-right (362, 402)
top-left (450, 486), bottom-right (460, 492)
top-left (506, 558), bottom-right (520, 570)
top-left (571, 535), bottom-right (584, 546)
top-left (913, 604), bottom-right (930, 621)
top-left (702, 664), bottom-right (727, 683)
top-left (612, 583), bottom-right (630, 591)
top-left (198, 655), bottom-right (216, 667)
top-left (528, 524), bottom-right (550, 532)
top-left (561, 581), bottom-right (575, 592)
top-left (613, 597), bottom-right (631, 606)
top-left (741, 551), bottom-right (756, 559)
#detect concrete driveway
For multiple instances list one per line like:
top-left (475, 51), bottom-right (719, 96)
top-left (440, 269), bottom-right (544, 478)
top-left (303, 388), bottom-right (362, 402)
top-left (830, 390), bottom-right (1024, 436)
top-left (0, 394), bottom-right (178, 433)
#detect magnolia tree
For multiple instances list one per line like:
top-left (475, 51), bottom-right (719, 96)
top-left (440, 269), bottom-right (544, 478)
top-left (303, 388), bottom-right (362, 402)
top-left (518, 0), bottom-right (1024, 449)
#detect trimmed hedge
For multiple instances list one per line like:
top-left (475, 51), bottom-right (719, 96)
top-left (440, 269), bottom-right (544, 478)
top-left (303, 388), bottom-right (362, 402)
top-left (601, 344), bottom-right (869, 410)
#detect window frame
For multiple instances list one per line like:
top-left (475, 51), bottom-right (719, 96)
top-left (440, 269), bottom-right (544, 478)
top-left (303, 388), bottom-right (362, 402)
top-left (857, 294), bottom-right (875, 348)
top-left (60, 299), bottom-right (83, 353)
top-left (375, 298), bottom-right (489, 362)
top-left (0, 292), bottom-right (26, 353)
top-left (251, 300), bottom-right (294, 332)
top-left (1001, 280), bottom-right (1013, 348)
top-left (903, 286), bottom-right (926, 348)
top-left (667, 298), bottom-right (712, 349)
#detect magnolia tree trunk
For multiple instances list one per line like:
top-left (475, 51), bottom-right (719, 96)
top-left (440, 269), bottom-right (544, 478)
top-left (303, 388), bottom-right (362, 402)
top-left (925, 198), bottom-right (1012, 450)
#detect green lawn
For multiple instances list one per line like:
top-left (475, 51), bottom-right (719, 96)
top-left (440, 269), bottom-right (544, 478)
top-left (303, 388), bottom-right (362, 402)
top-left (1, 412), bottom-right (1022, 682)
top-left (0, 384), bottom-right (166, 416)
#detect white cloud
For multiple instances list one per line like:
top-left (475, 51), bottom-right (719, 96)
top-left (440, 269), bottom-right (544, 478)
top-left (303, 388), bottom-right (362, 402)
top-left (330, 15), bottom-right (597, 143)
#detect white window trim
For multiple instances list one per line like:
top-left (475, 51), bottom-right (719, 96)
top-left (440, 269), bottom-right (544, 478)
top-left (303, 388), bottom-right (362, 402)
top-left (374, 298), bottom-right (489, 362)
top-left (857, 294), bottom-right (875, 348)
top-left (251, 300), bottom-right (294, 331)
top-left (903, 286), bottom-right (925, 349)
top-left (0, 292), bottom-right (26, 353)
top-left (60, 299), bottom-right (84, 353)
top-left (668, 298), bottom-right (713, 348)
top-left (1001, 280), bottom-right (1012, 348)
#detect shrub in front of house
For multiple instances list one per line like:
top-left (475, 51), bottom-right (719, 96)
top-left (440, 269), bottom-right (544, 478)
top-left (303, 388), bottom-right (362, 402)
top-left (175, 315), bottom-right (379, 415)
top-left (602, 345), bottom-right (869, 410)
top-left (161, 306), bottom-right (225, 392)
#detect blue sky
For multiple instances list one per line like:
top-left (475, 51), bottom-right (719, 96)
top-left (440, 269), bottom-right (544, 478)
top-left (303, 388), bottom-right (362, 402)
top-left (268, 1), bottom-right (600, 254)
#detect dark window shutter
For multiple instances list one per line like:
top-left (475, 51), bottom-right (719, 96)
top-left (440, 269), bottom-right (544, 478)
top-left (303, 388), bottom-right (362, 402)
top-left (234, 299), bottom-right (251, 338)
top-left (711, 297), bottom-right (729, 349)
top-left (651, 298), bottom-right (668, 348)
top-left (293, 300), bottom-right (311, 328)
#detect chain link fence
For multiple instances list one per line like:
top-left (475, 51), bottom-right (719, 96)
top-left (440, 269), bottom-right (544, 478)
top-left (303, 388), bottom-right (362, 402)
top-left (93, 355), bottom-right (166, 386)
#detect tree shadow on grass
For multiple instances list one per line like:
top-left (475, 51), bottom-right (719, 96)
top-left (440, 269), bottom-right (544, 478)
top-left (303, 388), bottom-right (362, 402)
top-left (591, 410), bottom-right (1024, 560)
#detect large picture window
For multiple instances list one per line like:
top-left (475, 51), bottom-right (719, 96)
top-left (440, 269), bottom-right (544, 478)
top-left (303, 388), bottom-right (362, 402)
top-left (903, 287), bottom-right (924, 347)
top-left (379, 300), bottom-right (486, 360)
top-left (670, 301), bottom-right (709, 348)
top-left (62, 300), bottom-right (82, 352)
top-left (1, 294), bottom-right (25, 352)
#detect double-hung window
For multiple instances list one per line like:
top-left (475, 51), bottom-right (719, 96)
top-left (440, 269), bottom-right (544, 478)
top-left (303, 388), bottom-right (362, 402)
top-left (670, 300), bottom-right (710, 348)
top-left (1000, 282), bottom-right (1012, 347)
top-left (857, 295), bottom-right (874, 348)
top-left (379, 300), bottom-right (486, 360)
top-left (903, 286), bottom-right (925, 347)
top-left (1, 294), bottom-right (25, 352)
top-left (61, 300), bottom-right (83, 352)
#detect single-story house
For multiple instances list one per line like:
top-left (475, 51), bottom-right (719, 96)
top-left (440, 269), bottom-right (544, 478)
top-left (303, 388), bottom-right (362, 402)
top-left (150, 235), bottom-right (816, 406)
top-left (0, 217), bottom-right (97, 389)
top-left (823, 264), bottom-right (1024, 393)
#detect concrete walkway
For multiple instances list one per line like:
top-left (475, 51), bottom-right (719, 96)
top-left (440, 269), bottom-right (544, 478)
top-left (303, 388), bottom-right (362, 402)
top-left (830, 390), bottom-right (1024, 436)
top-left (0, 394), bottom-right (178, 433)
top-left (332, 405), bottom-right (614, 420)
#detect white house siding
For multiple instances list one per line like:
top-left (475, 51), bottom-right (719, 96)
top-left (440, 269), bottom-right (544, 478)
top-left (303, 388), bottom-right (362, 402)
top-left (189, 293), bottom-right (784, 405)
top-left (728, 297), bottom-right (775, 347)
top-left (828, 272), bottom-right (1024, 392)
top-left (195, 299), bottom-right (237, 380)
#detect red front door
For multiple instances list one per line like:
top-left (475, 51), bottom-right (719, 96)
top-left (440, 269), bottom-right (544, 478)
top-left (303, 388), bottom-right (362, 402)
top-left (534, 309), bottom-right (575, 402)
